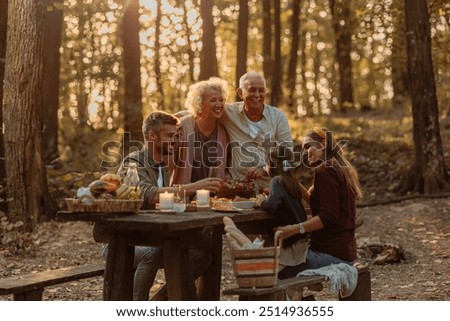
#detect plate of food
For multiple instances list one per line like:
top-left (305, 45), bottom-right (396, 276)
top-left (212, 201), bottom-right (241, 213)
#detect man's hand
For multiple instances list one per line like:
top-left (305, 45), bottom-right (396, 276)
top-left (190, 177), bottom-right (222, 194)
top-left (245, 166), bottom-right (267, 180)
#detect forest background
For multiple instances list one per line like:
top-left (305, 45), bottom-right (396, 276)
top-left (0, 0), bottom-right (449, 257)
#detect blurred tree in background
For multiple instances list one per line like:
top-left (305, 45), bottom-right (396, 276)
top-left (1, 0), bottom-right (449, 230)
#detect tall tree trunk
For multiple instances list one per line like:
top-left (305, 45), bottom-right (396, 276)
top-left (287, 0), bottom-right (301, 111)
top-left (271, 0), bottom-right (281, 107)
top-left (391, 5), bottom-right (410, 110)
top-left (262, 0), bottom-right (272, 90)
top-left (329, 0), bottom-right (354, 111)
top-left (199, 0), bottom-right (219, 80)
top-left (300, 21), bottom-right (310, 115)
top-left (4, 0), bottom-right (49, 231)
top-left (0, 0), bottom-right (7, 179)
top-left (122, 0), bottom-right (144, 155)
top-left (154, 0), bottom-right (164, 110)
top-left (182, 1), bottom-right (195, 82)
top-left (42, 0), bottom-right (63, 164)
top-left (313, 46), bottom-right (321, 114)
top-left (399, 0), bottom-right (448, 194)
top-left (235, 0), bottom-right (248, 99)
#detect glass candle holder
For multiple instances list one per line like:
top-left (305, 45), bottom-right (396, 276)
top-left (159, 191), bottom-right (174, 211)
top-left (196, 189), bottom-right (210, 207)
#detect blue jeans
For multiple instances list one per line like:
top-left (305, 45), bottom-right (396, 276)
top-left (278, 249), bottom-right (354, 279)
top-left (101, 244), bottom-right (163, 300)
top-left (101, 244), bottom-right (211, 300)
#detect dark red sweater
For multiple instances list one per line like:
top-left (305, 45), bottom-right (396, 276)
top-left (309, 164), bottom-right (357, 262)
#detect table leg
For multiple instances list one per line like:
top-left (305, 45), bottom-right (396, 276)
top-left (104, 234), bottom-right (134, 300)
top-left (162, 237), bottom-right (196, 300)
top-left (196, 226), bottom-right (222, 300)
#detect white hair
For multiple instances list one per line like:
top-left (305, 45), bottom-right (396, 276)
top-left (239, 71), bottom-right (266, 89)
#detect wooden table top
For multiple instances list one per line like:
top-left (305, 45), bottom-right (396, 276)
top-left (57, 208), bottom-right (272, 233)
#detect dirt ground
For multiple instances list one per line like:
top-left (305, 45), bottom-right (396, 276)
top-left (1, 196), bottom-right (449, 301)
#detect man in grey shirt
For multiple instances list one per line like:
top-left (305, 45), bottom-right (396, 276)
top-left (103, 111), bottom-right (219, 300)
top-left (221, 71), bottom-right (293, 183)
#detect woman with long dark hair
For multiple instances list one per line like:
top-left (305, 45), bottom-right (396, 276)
top-left (276, 127), bottom-right (363, 278)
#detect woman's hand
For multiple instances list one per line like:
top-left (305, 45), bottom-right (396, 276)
top-left (274, 224), bottom-right (299, 240)
top-left (255, 193), bottom-right (267, 207)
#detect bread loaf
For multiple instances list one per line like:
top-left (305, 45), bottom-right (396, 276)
top-left (224, 225), bottom-right (252, 247)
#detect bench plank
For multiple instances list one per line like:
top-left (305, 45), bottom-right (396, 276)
top-left (223, 275), bottom-right (326, 300)
top-left (0, 263), bottom-right (104, 300)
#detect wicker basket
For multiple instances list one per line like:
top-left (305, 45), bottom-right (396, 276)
top-left (65, 198), bottom-right (143, 213)
top-left (227, 231), bottom-right (282, 288)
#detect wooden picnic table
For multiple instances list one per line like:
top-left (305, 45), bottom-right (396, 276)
top-left (57, 209), bottom-right (274, 301)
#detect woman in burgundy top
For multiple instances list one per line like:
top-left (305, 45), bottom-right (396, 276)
top-left (276, 127), bottom-right (363, 279)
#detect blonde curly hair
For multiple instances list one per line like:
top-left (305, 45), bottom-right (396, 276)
top-left (184, 77), bottom-right (228, 115)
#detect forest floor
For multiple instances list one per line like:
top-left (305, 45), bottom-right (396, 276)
top-left (0, 197), bottom-right (449, 301)
top-left (1, 111), bottom-right (449, 301)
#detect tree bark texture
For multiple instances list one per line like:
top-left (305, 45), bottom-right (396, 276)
top-left (402, 0), bottom-right (448, 194)
top-left (4, 0), bottom-right (47, 231)
top-left (199, 0), bottom-right (219, 80)
top-left (42, 0), bottom-right (63, 164)
top-left (287, 0), bottom-right (301, 111)
top-left (271, 0), bottom-right (281, 107)
top-left (0, 0), bottom-right (8, 179)
top-left (329, 0), bottom-right (354, 111)
top-left (262, 0), bottom-right (272, 90)
top-left (122, 0), bottom-right (144, 153)
top-left (235, 0), bottom-right (248, 99)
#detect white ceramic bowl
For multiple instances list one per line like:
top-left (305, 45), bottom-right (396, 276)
top-left (232, 200), bottom-right (257, 209)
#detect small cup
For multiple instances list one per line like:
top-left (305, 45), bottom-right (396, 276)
top-left (196, 189), bottom-right (210, 207)
top-left (173, 186), bottom-right (187, 213)
top-left (208, 166), bottom-right (219, 178)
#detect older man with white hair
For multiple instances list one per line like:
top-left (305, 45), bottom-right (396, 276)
top-left (221, 71), bottom-right (293, 184)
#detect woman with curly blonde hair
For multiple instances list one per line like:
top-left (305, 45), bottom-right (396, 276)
top-left (172, 77), bottom-right (230, 185)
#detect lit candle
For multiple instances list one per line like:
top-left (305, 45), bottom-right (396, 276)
top-left (196, 189), bottom-right (210, 207)
top-left (160, 191), bottom-right (174, 211)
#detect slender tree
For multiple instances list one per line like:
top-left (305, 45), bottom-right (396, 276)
top-left (154, 0), bottom-right (164, 109)
top-left (0, 0), bottom-right (7, 179)
top-left (391, 5), bottom-right (410, 110)
top-left (182, 0), bottom-right (195, 82)
top-left (287, 0), bottom-right (301, 111)
top-left (262, 0), bottom-right (272, 90)
top-left (4, 0), bottom-right (51, 231)
top-left (235, 0), bottom-right (248, 98)
top-left (199, 0), bottom-right (219, 80)
top-left (271, 0), bottom-right (281, 107)
top-left (399, 0), bottom-right (448, 194)
top-left (121, 0), bottom-right (144, 155)
top-left (329, 0), bottom-right (354, 111)
top-left (42, 0), bottom-right (64, 164)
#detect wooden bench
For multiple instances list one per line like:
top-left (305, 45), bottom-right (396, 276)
top-left (0, 263), bottom-right (105, 301)
top-left (223, 265), bottom-right (371, 301)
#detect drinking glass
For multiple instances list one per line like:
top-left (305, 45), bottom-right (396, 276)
top-left (173, 185), bottom-right (187, 213)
